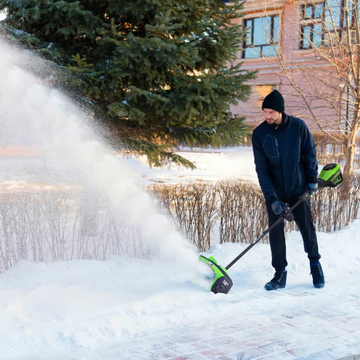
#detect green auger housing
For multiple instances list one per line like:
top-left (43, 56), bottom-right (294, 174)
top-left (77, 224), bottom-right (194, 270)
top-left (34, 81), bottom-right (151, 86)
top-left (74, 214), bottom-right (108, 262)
top-left (198, 255), bottom-right (233, 294)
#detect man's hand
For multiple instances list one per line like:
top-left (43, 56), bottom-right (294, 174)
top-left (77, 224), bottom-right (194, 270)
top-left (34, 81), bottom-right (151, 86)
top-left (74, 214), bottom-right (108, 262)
top-left (271, 200), bottom-right (295, 221)
top-left (308, 183), bottom-right (318, 195)
top-left (271, 200), bottom-right (285, 215)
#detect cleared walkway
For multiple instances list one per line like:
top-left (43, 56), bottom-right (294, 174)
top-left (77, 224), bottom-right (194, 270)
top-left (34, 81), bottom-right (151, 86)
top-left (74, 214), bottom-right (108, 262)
top-left (85, 286), bottom-right (360, 360)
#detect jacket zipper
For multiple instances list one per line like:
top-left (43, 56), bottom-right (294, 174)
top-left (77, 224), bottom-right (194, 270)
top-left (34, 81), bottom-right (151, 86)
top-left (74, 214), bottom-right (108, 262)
top-left (274, 138), bottom-right (279, 157)
top-left (276, 137), bottom-right (286, 195)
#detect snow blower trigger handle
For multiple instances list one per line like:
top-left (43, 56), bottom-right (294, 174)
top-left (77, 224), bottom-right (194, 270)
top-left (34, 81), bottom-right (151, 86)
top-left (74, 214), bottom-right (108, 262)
top-left (299, 163), bottom-right (343, 202)
top-left (318, 163), bottom-right (343, 189)
top-left (280, 204), bottom-right (294, 222)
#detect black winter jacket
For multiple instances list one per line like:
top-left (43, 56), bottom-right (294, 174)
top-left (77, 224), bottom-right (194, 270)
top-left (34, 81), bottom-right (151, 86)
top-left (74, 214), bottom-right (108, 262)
top-left (252, 114), bottom-right (318, 201)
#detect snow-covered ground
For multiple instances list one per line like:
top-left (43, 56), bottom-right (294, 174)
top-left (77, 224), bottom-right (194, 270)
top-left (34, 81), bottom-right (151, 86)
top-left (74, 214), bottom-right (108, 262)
top-left (0, 148), bottom-right (360, 359)
top-left (120, 146), bottom-right (258, 185)
top-left (0, 146), bottom-right (257, 189)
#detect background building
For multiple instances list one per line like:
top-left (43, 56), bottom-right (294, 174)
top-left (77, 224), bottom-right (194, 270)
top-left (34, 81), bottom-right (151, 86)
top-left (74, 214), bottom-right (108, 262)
top-left (230, 0), bottom-right (359, 134)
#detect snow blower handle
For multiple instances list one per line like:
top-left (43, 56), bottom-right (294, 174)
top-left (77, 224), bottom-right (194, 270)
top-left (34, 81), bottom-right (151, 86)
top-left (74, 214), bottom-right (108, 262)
top-left (224, 198), bottom-right (303, 270)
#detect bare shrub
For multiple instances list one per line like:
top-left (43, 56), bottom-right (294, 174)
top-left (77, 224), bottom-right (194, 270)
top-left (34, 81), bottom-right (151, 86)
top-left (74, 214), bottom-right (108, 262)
top-left (150, 176), bottom-right (360, 251)
top-left (0, 188), bottom-right (164, 272)
top-left (217, 180), bottom-right (267, 244)
top-left (311, 174), bottom-right (360, 232)
top-left (0, 174), bottom-right (358, 271)
top-left (149, 183), bottom-right (219, 252)
top-left (0, 190), bottom-right (75, 271)
top-left (70, 190), bottom-right (159, 261)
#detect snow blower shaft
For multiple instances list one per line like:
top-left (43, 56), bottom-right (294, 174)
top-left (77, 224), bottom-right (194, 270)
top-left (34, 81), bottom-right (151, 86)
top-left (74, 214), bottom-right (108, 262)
top-left (198, 163), bottom-right (343, 294)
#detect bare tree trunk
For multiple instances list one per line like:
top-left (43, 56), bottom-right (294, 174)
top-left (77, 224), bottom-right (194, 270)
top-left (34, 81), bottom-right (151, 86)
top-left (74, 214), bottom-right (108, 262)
top-left (344, 122), bottom-right (360, 177)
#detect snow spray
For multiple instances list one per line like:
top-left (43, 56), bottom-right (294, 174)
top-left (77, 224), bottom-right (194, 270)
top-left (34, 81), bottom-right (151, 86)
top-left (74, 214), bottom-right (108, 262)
top-left (0, 38), bottom-right (196, 267)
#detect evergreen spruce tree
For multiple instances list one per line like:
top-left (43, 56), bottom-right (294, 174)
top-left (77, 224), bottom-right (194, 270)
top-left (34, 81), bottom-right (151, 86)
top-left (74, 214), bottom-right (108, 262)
top-left (0, 0), bottom-right (256, 167)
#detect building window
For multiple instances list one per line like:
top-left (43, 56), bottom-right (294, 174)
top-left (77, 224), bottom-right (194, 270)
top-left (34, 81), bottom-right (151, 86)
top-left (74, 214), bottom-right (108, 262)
top-left (254, 84), bottom-right (278, 108)
top-left (300, 3), bottom-right (324, 48)
top-left (243, 15), bottom-right (279, 58)
top-left (300, 0), bottom-right (359, 49)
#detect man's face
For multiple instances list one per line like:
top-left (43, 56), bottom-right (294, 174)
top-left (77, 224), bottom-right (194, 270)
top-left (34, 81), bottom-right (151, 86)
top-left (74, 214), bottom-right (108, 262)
top-left (263, 108), bottom-right (282, 125)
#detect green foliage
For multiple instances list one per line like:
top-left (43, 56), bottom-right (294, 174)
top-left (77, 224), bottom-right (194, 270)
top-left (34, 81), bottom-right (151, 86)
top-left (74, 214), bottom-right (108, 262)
top-left (0, 0), bottom-right (257, 167)
top-left (71, 54), bottom-right (93, 68)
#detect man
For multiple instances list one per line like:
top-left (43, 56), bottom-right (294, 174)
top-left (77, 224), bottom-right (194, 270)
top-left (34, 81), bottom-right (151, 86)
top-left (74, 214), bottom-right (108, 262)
top-left (252, 90), bottom-right (324, 291)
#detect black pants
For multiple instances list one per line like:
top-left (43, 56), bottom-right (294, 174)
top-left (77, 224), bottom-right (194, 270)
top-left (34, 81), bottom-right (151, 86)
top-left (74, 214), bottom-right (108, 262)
top-left (265, 196), bottom-right (321, 273)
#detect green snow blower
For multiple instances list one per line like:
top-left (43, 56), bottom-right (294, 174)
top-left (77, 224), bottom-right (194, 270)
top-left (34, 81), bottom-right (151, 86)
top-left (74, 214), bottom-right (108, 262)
top-left (318, 163), bottom-right (343, 188)
top-left (197, 163), bottom-right (343, 295)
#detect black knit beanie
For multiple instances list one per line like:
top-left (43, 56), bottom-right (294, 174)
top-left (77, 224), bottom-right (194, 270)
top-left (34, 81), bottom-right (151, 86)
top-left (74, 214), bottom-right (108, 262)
top-left (262, 90), bottom-right (285, 113)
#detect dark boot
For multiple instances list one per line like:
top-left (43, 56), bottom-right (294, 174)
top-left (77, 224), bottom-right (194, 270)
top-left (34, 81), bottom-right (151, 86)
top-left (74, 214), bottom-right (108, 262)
top-left (310, 262), bottom-right (325, 289)
top-left (264, 270), bottom-right (287, 291)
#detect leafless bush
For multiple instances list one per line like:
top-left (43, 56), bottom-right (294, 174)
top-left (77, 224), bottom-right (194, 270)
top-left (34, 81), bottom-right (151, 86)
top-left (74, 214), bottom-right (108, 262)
top-left (150, 177), bottom-right (360, 251)
top-left (311, 174), bottom-right (360, 232)
top-left (0, 174), bottom-right (358, 271)
top-left (0, 188), bottom-right (161, 272)
top-left (149, 183), bottom-right (219, 252)
top-left (217, 180), bottom-right (267, 244)
top-left (0, 191), bottom-right (74, 272)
